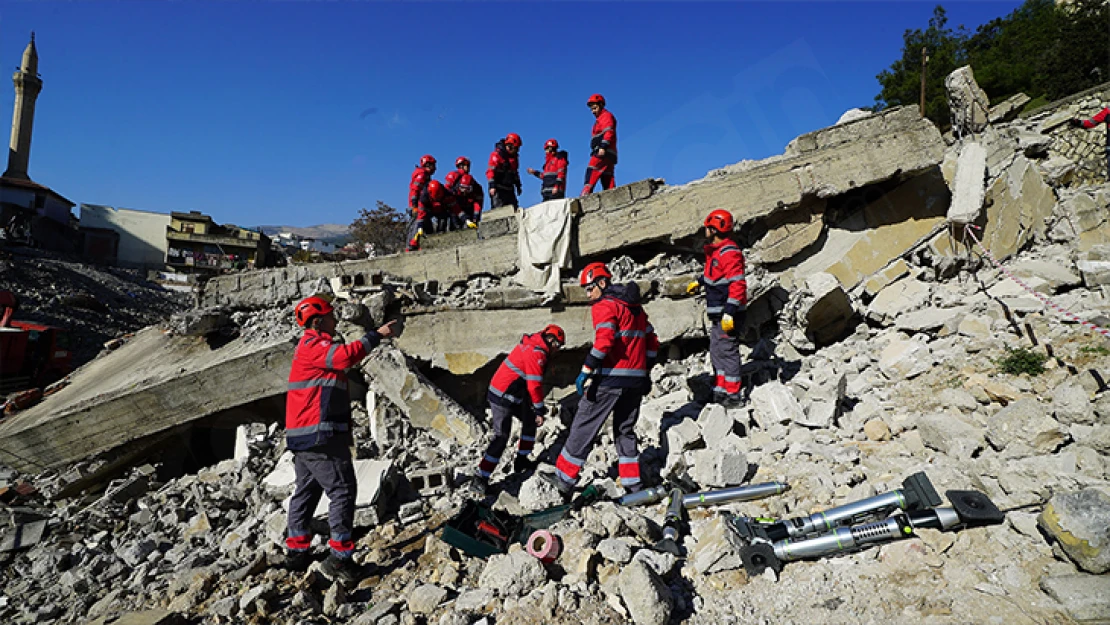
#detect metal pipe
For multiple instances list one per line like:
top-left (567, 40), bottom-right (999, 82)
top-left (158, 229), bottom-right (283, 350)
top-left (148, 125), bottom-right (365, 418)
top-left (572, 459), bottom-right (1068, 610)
top-left (618, 482), bottom-right (790, 509)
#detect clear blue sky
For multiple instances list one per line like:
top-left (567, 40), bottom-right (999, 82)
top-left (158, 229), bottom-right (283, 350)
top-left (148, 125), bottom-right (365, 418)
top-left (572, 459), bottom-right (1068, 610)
top-left (0, 1), bottom-right (1023, 229)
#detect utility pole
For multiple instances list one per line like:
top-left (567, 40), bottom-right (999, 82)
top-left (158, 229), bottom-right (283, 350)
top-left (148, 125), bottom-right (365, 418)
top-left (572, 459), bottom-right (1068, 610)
top-left (919, 46), bottom-right (929, 118)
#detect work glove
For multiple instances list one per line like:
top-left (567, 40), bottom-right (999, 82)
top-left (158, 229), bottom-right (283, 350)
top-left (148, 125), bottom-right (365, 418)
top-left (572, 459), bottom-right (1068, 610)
top-left (466, 220), bottom-right (478, 229)
top-left (575, 367), bottom-right (594, 396)
top-left (721, 314), bottom-right (735, 333)
top-left (686, 281), bottom-right (700, 295)
top-left (1069, 118), bottom-right (1085, 128)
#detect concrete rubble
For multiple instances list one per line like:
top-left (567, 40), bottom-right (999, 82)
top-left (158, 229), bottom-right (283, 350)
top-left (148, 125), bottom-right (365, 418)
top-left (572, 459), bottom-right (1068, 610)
top-left (0, 74), bottom-right (1106, 625)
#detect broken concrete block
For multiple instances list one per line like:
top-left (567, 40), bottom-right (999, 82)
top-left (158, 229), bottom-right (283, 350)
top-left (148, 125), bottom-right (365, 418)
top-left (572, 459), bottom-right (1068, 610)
top-left (407, 583), bottom-right (448, 615)
top-left (945, 66), bottom-right (991, 137)
top-left (690, 515), bottom-right (745, 574)
top-left (981, 155), bottom-right (1055, 262)
top-left (85, 610), bottom-right (185, 625)
top-left (0, 518), bottom-right (46, 551)
top-left (1076, 260), bottom-right (1110, 288)
top-left (988, 93), bottom-right (1030, 124)
top-left (915, 412), bottom-right (985, 459)
top-left (802, 272), bottom-right (855, 347)
top-left (689, 434), bottom-right (747, 488)
top-left (862, 259), bottom-right (911, 299)
top-left (986, 398), bottom-right (1067, 454)
top-left (878, 336), bottom-right (933, 380)
top-left (167, 306), bottom-right (231, 337)
top-left (948, 141), bottom-right (986, 224)
top-left (1038, 489), bottom-right (1110, 574)
top-left (1053, 381), bottom-right (1095, 425)
top-left (894, 306), bottom-right (968, 334)
top-left (408, 466), bottom-right (449, 496)
top-left (478, 550), bottom-right (548, 598)
top-left (618, 559), bottom-right (673, 625)
top-left (1009, 261), bottom-right (1081, 292)
top-left (750, 381), bottom-right (805, 428)
top-left (868, 278), bottom-right (931, 325)
top-left (1040, 574), bottom-right (1110, 622)
top-left (696, 404), bottom-right (734, 444)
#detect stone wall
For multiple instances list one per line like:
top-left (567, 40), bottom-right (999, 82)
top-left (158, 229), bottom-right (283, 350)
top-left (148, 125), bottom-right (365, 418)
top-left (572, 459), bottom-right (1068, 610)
top-left (1029, 82), bottom-right (1110, 185)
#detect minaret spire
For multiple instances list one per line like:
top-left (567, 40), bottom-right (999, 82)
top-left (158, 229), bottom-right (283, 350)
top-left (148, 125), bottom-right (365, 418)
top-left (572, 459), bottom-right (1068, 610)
top-left (4, 33), bottom-right (43, 180)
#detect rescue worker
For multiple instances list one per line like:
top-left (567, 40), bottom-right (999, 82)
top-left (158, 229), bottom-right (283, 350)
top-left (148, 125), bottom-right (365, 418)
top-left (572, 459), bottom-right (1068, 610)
top-left (419, 180), bottom-right (458, 234)
top-left (526, 138), bottom-right (569, 201)
top-left (284, 296), bottom-right (396, 584)
top-left (581, 94), bottom-right (617, 195)
top-left (687, 209), bottom-right (747, 407)
top-left (470, 324), bottom-right (566, 497)
top-left (487, 133), bottom-right (523, 210)
top-left (445, 156), bottom-right (484, 228)
top-left (406, 155), bottom-right (437, 250)
top-left (545, 263), bottom-right (658, 499)
top-left (1071, 107), bottom-right (1110, 178)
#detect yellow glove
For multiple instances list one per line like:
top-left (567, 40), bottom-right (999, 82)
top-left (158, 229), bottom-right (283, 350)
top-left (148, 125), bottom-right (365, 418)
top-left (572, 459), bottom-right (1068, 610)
top-left (721, 314), bottom-right (735, 333)
top-left (686, 281), bottom-right (700, 295)
top-left (416, 228), bottom-right (424, 239)
top-left (466, 220), bottom-right (478, 229)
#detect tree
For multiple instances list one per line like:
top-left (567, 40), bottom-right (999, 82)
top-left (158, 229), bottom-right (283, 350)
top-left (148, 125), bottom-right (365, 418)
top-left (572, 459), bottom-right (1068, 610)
top-left (874, 6), bottom-right (968, 126)
top-left (349, 201), bottom-right (408, 256)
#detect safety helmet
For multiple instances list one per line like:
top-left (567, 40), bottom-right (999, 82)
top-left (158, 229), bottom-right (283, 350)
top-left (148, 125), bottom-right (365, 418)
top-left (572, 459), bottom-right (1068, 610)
top-left (427, 179), bottom-right (445, 199)
top-left (586, 93), bottom-right (606, 107)
top-left (455, 156), bottom-right (470, 169)
top-left (420, 154), bottom-right (437, 168)
top-left (294, 296), bottom-right (334, 328)
top-left (704, 209), bottom-right (735, 234)
top-left (544, 138), bottom-right (559, 150)
top-left (505, 133), bottom-right (523, 147)
top-left (541, 324), bottom-right (566, 347)
top-left (579, 262), bottom-right (612, 287)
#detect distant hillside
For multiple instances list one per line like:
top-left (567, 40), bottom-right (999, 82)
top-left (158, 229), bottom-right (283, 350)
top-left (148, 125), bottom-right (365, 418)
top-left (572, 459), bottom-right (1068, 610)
top-left (256, 224), bottom-right (352, 245)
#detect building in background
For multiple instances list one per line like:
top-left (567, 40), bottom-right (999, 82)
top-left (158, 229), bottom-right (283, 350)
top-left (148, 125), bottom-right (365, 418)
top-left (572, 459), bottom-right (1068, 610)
top-left (79, 204), bottom-right (171, 268)
top-left (165, 211), bottom-right (272, 276)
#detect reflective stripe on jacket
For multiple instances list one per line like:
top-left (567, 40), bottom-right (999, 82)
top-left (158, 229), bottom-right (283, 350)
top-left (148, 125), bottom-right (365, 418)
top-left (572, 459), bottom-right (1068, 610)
top-left (488, 332), bottom-right (550, 411)
top-left (589, 110), bottom-right (618, 163)
top-left (409, 167), bottom-right (431, 210)
top-left (583, 283), bottom-right (659, 388)
top-left (702, 239), bottom-right (747, 318)
top-left (286, 329), bottom-right (380, 451)
top-left (541, 151), bottom-right (569, 197)
top-left (487, 141), bottom-right (521, 192)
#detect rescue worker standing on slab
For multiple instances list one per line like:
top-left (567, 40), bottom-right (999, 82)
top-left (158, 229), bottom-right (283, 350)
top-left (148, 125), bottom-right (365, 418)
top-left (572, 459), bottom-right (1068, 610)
top-left (526, 139), bottom-right (569, 201)
top-left (284, 296), bottom-right (396, 584)
top-left (1071, 107), bottom-right (1110, 178)
top-left (688, 210), bottom-right (747, 407)
top-left (581, 94), bottom-right (617, 195)
top-left (470, 324), bottom-right (566, 497)
top-left (445, 156), bottom-right (484, 228)
top-left (487, 133), bottom-right (523, 210)
top-left (545, 263), bottom-right (658, 499)
top-left (406, 155), bottom-right (437, 250)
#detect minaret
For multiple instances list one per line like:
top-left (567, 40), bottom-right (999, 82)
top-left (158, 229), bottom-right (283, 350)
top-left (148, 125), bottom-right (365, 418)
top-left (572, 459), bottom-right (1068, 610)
top-left (4, 33), bottom-right (43, 181)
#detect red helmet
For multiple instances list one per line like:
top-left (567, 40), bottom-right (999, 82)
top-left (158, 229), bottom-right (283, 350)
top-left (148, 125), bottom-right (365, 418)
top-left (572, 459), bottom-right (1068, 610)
top-left (579, 262), bottom-right (612, 287)
top-left (704, 209), bottom-right (735, 234)
top-left (541, 324), bottom-right (566, 347)
top-left (505, 133), bottom-right (523, 147)
top-left (294, 296), bottom-right (334, 327)
top-left (420, 155), bottom-right (437, 168)
top-left (587, 93), bottom-right (606, 106)
top-left (426, 179), bottom-right (446, 200)
top-left (544, 138), bottom-right (559, 150)
top-left (455, 156), bottom-right (470, 169)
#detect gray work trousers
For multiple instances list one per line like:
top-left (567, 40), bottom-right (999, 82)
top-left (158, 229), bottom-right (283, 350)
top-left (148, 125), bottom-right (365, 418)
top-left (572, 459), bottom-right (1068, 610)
top-left (555, 385), bottom-right (641, 489)
top-left (709, 319), bottom-right (743, 396)
top-left (287, 438), bottom-right (356, 558)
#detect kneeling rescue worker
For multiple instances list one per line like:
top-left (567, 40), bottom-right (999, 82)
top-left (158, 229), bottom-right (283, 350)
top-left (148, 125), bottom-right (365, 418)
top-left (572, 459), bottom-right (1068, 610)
top-left (445, 156), bottom-right (484, 228)
top-left (285, 295), bottom-right (396, 584)
top-left (545, 262), bottom-right (658, 499)
top-left (470, 324), bottom-right (566, 497)
top-left (688, 209), bottom-right (747, 407)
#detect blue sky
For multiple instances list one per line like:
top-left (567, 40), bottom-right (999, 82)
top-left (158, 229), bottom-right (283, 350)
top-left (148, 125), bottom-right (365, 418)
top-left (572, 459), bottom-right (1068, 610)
top-left (0, 1), bottom-right (1023, 229)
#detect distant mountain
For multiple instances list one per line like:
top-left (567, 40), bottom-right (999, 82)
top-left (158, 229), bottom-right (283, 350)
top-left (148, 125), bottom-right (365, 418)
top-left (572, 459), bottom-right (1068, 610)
top-left (256, 223), bottom-right (352, 245)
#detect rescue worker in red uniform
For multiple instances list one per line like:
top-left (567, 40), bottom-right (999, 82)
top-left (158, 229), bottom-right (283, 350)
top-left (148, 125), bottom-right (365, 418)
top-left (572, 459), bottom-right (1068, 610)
top-left (581, 94), bottom-right (617, 195)
top-left (284, 296), bottom-right (396, 584)
top-left (1071, 107), bottom-right (1110, 178)
top-left (445, 156), bottom-right (484, 228)
top-left (407, 180), bottom-right (456, 250)
top-left (545, 263), bottom-right (658, 498)
top-left (688, 210), bottom-right (747, 407)
top-left (487, 133), bottom-right (523, 210)
top-left (406, 155), bottom-right (437, 250)
top-left (470, 324), bottom-right (566, 497)
top-left (526, 139), bottom-right (569, 201)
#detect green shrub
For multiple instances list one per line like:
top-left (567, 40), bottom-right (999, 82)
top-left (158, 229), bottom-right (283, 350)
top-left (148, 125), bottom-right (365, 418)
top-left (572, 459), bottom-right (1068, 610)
top-left (995, 347), bottom-right (1047, 376)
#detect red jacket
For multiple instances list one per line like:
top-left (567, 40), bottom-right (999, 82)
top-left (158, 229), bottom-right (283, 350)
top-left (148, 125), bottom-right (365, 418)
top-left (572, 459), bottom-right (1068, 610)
top-left (447, 169), bottom-right (485, 218)
top-left (539, 151), bottom-right (569, 198)
top-left (409, 167), bottom-right (432, 210)
top-left (418, 184), bottom-right (457, 220)
top-left (1080, 107), bottom-right (1110, 129)
top-left (590, 110), bottom-right (618, 163)
top-left (286, 328), bottom-right (381, 451)
top-left (488, 332), bottom-right (551, 411)
top-left (487, 141), bottom-right (522, 194)
top-left (583, 283), bottom-right (659, 388)
top-left (701, 239), bottom-right (747, 318)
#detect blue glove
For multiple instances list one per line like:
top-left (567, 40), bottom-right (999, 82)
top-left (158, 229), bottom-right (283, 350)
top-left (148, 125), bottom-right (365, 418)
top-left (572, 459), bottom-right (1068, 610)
top-left (576, 368), bottom-right (593, 396)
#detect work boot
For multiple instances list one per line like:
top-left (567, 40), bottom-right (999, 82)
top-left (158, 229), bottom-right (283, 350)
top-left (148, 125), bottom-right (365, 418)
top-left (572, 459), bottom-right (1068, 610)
top-left (540, 471), bottom-right (575, 501)
top-left (319, 553), bottom-right (361, 586)
top-left (721, 393), bottom-right (744, 409)
top-left (513, 456), bottom-right (538, 475)
top-left (283, 549), bottom-right (312, 573)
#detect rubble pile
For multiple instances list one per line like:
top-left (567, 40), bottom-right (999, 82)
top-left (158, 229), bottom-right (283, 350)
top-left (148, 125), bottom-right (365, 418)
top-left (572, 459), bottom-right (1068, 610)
top-left (0, 247), bottom-right (190, 365)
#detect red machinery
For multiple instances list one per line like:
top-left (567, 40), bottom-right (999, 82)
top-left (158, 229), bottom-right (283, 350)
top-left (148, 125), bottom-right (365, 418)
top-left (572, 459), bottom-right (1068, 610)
top-left (0, 290), bottom-right (72, 394)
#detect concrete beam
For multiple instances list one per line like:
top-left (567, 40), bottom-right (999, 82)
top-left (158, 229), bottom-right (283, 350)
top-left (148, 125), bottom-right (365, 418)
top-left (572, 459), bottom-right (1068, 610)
top-left (0, 327), bottom-right (294, 473)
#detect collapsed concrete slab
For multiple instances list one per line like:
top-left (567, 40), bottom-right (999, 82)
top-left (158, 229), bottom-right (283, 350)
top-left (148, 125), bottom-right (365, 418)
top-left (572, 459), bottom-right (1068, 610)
top-left (0, 327), bottom-right (294, 474)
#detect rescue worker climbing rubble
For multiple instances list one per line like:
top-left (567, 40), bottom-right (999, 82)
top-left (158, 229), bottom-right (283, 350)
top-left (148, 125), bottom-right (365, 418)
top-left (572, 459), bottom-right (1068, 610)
top-left (544, 263), bottom-right (658, 499)
top-left (406, 155), bottom-right (437, 250)
top-left (487, 133), bottom-right (523, 210)
top-left (687, 209), bottom-right (748, 407)
top-left (445, 156), bottom-right (484, 228)
top-left (284, 295), bottom-right (396, 585)
top-left (526, 138), bottom-right (569, 201)
top-left (1071, 107), bottom-right (1110, 178)
top-left (469, 324), bottom-right (566, 497)
top-left (581, 94), bottom-right (617, 195)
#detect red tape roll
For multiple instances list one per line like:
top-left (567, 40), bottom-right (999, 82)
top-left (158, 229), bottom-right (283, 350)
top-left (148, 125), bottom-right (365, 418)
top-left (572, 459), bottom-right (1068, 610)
top-left (526, 529), bottom-right (561, 563)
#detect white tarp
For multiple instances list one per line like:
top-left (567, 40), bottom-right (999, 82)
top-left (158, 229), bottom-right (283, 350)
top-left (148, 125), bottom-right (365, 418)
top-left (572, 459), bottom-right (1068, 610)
top-left (515, 198), bottom-right (574, 298)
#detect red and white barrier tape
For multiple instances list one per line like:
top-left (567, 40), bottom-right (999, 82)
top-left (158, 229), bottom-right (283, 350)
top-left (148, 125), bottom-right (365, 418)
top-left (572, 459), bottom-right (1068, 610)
top-left (962, 223), bottom-right (1110, 340)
